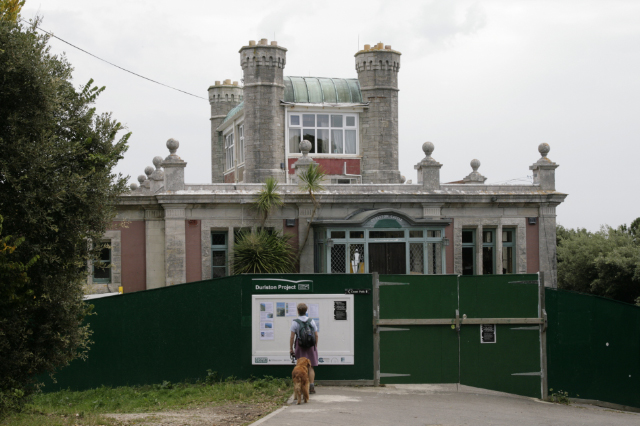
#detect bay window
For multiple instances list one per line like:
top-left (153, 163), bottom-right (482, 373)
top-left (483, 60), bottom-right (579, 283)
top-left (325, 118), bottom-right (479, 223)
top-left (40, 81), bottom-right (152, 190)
top-left (288, 112), bottom-right (357, 155)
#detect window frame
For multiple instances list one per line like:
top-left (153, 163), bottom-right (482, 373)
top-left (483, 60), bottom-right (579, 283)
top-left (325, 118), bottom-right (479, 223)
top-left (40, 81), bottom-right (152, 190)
top-left (501, 228), bottom-right (516, 274)
top-left (237, 123), bottom-right (245, 165)
top-left (224, 130), bottom-right (234, 171)
top-left (482, 229), bottom-right (496, 275)
top-left (287, 111), bottom-right (359, 156)
top-left (461, 229), bottom-right (475, 275)
top-left (211, 232), bottom-right (228, 278)
top-left (93, 240), bottom-right (112, 284)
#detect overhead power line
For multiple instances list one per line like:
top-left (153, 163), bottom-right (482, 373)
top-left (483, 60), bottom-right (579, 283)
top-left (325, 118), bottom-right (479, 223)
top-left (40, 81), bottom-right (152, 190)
top-left (21, 19), bottom-right (207, 101)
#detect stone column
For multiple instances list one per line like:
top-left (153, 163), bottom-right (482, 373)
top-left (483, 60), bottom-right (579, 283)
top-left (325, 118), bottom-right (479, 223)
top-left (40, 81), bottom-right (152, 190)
top-left (476, 225), bottom-right (483, 275)
top-left (297, 203), bottom-right (315, 273)
top-left (164, 204), bottom-right (187, 286)
top-left (145, 208), bottom-right (165, 289)
top-left (414, 142), bottom-right (442, 191)
top-left (496, 224), bottom-right (503, 274)
top-left (539, 204), bottom-right (558, 288)
top-left (162, 139), bottom-right (187, 192)
top-left (529, 143), bottom-right (559, 191)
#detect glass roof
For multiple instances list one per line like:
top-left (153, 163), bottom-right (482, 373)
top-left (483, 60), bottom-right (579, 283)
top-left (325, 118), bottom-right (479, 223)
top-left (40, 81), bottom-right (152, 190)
top-left (284, 77), bottom-right (362, 104)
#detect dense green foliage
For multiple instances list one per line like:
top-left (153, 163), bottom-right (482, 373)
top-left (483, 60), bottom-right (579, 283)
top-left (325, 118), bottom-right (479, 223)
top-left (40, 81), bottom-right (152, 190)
top-left (232, 229), bottom-right (296, 274)
top-left (297, 163), bottom-right (326, 258)
top-left (0, 15), bottom-right (129, 416)
top-left (557, 218), bottom-right (640, 305)
top-left (1, 376), bottom-right (290, 425)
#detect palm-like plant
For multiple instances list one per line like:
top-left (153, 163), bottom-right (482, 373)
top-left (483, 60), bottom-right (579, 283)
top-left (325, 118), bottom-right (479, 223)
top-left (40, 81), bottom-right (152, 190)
top-left (298, 163), bottom-right (326, 258)
top-left (254, 177), bottom-right (283, 228)
top-left (232, 229), bottom-right (296, 274)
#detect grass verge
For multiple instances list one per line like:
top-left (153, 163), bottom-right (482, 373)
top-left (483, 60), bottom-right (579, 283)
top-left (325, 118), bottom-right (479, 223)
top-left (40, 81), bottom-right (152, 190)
top-left (1, 375), bottom-right (291, 426)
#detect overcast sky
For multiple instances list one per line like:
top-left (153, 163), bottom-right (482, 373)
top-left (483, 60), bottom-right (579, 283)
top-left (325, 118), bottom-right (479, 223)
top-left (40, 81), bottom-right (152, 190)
top-left (22, 0), bottom-right (640, 231)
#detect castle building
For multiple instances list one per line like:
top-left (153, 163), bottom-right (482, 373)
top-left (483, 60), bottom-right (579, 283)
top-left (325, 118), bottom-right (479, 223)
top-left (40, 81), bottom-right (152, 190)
top-left (87, 39), bottom-right (566, 294)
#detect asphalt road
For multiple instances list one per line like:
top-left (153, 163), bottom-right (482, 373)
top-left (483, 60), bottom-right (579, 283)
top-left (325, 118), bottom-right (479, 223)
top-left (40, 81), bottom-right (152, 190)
top-left (254, 384), bottom-right (639, 426)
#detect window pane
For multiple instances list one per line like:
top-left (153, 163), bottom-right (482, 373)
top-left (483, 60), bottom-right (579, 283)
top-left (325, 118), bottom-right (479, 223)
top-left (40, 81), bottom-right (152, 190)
top-left (212, 266), bottom-right (226, 278)
top-left (427, 230), bottom-right (441, 238)
top-left (100, 247), bottom-right (111, 262)
top-left (409, 243), bottom-right (424, 274)
top-left (350, 231), bottom-right (364, 239)
top-left (331, 244), bottom-right (346, 273)
top-left (502, 246), bottom-right (514, 274)
top-left (317, 129), bottom-right (329, 154)
top-left (483, 247), bottom-right (494, 274)
top-left (93, 265), bottom-right (110, 280)
top-left (369, 230), bottom-right (404, 238)
top-left (427, 242), bottom-right (443, 274)
top-left (346, 116), bottom-right (356, 127)
top-left (502, 230), bottom-right (513, 243)
top-left (462, 230), bottom-right (474, 244)
top-left (409, 230), bottom-right (423, 238)
top-left (317, 114), bottom-right (329, 127)
top-left (349, 244), bottom-right (364, 273)
top-left (331, 129), bottom-right (343, 154)
top-left (212, 250), bottom-right (226, 267)
top-left (331, 115), bottom-right (343, 127)
top-left (303, 114), bottom-right (315, 127)
top-left (289, 128), bottom-right (301, 153)
top-left (211, 233), bottom-right (226, 246)
top-left (483, 230), bottom-right (493, 243)
top-left (331, 231), bottom-right (346, 239)
top-left (303, 129), bottom-right (316, 153)
top-left (462, 247), bottom-right (474, 275)
top-left (290, 115), bottom-right (300, 126)
top-left (345, 130), bottom-right (357, 154)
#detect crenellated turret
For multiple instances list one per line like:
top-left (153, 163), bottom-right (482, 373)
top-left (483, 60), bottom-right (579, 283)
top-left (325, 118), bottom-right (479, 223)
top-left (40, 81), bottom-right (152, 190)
top-left (209, 80), bottom-right (243, 182)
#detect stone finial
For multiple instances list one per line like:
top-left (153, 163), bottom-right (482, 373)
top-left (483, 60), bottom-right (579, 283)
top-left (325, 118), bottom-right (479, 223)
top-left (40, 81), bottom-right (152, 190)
top-left (153, 155), bottom-right (164, 169)
top-left (530, 143), bottom-right (559, 190)
top-left (150, 156), bottom-right (165, 181)
top-left (144, 166), bottom-right (154, 178)
top-left (300, 140), bottom-right (312, 158)
top-left (292, 139), bottom-right (319, 183)
top-left (137, 174), bottom-right (147, 184)
top-left (463, 159), bottom-right (487, 183)
top-left (129, 182), bottom-right (139, 191)
top-left (414, 141), bottom-right (442, 190)
top-left (166, 138), bottom-right (179, 155)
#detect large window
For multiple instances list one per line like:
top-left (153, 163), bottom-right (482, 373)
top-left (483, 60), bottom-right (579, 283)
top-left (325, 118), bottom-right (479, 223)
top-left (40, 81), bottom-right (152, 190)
top-left (224, 132), bottom-right (234, 171)
top-left (288, 113), bottom-right (357, 155)
top-left (211, 232), bottom-right (228, 278)
top-left (462, 230), bottom-right (475, 275)
top-left (93, 241), bottom-right (111, 283)
top-left (482, 230), bottom-right (495, 275)
top-left (502, 229), bottom-right (515, 274)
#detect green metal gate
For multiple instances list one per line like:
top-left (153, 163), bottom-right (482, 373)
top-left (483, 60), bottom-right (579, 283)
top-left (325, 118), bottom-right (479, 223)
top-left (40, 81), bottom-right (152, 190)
top-left (373, 273), bottom-right (547, 398)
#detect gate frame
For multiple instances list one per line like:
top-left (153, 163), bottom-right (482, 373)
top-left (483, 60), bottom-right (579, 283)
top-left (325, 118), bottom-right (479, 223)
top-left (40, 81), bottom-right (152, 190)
top-left (372, 271), bottom-right (549, 399)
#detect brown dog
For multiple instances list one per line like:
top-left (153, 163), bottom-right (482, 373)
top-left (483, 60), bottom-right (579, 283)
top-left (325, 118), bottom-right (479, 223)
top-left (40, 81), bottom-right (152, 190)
top-left (291, 357), bottom-right (311, 405)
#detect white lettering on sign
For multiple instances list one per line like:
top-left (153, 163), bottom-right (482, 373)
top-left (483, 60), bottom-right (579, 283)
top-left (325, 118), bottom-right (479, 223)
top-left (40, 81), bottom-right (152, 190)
top-left (254, 284), bottom-right (305, 291)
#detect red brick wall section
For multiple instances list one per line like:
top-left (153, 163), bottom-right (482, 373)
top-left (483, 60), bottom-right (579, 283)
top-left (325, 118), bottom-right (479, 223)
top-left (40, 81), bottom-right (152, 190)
top-left (186, 220), bottom-right (202, 283)
top-left (224, 171), bottom-right (235, 183)
top-left (117, 221), bottom-right (146, 293)
top-left (283, 219), bottom-right (300, 272)
top-left (526, 219), bottom-right (540, 273)
top-left (287, 158), bottom-right (360, 175)
top-left (445, 221), bottom-right (454, 274)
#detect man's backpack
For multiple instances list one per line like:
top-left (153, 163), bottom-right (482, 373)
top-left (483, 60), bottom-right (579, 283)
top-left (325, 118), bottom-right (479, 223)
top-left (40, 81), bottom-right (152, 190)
top-left (294, 318), bottom-right (316, 348)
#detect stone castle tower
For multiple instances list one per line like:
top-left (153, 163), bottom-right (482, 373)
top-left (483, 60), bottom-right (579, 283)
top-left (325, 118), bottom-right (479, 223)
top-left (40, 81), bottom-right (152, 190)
top-left (240, 39), bottom-right (287, 183)
top-left (208, 80), bottom-right (243, 183)
top-left (355, 43), bottom-right (402, 184)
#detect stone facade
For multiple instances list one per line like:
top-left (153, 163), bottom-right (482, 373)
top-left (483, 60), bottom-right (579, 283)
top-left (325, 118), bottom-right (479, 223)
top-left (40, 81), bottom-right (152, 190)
top-left (87, 39), bottom-right (567, 295)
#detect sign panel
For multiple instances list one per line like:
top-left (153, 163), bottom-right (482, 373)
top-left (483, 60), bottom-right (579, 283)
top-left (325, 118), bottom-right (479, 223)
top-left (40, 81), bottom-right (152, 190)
top-left (251, 293), bottom-right (355, 365)
top-left (481, 324), bottom-right (497, 343)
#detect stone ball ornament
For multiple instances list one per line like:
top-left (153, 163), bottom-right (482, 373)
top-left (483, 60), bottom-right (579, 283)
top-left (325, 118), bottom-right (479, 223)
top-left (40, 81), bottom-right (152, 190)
top-left (538, 143), bottom-right (550, 157)
top-left (137, 174), bottom-right (147, 184)
top-left (300, 139), bottom-right (312, 154)
top-left (422, 141), bottom-right (434, 157)
top-left (166, 138), bottom-right (179, 154)
top-left (470, 159), bottom-right (481, 171)
top-left (144, 166), bottom-right (154, 177)
top-left (152, 156), bottom-right (164, 168)
top-left (130, 183), bottom-right (139, 190)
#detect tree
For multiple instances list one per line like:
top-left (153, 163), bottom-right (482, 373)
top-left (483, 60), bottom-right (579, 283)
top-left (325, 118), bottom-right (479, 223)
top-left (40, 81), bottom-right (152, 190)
top-left (232, 229), bottom-right (296, 274)
top-left (297, 163), bottom-right (326, 258)
top-left (0, 0), bottom-right (24, 23)
top-left (0, 14), bottom-right (129, 415)
top-left (254, 177), bottom-right (283, 228)
top-left (557, 220), bottom-right (640, 305)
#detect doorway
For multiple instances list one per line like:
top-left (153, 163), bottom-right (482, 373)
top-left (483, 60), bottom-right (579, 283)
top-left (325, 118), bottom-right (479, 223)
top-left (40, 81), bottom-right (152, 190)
top-left (368, 242), bottom-right (406, 274)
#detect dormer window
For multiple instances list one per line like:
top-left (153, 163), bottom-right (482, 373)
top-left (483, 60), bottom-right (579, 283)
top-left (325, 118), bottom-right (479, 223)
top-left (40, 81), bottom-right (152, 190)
top-left (288, 113), bottom-right (358, 155)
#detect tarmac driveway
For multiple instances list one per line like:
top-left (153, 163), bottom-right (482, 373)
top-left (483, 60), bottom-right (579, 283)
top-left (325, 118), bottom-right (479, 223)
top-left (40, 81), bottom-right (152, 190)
top-left (254, 384), bottom-right (639, 426)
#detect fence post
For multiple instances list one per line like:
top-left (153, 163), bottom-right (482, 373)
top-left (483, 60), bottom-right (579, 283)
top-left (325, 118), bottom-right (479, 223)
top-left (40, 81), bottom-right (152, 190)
top-left (372, 272), bottom-right (380, 386)
top-left (539, 271), bottom-right (548, 400)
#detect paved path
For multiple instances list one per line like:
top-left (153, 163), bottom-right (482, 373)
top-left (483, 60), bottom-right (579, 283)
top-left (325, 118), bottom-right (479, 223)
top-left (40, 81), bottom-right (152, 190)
top-left (254, 384), bottom-right (639, 426)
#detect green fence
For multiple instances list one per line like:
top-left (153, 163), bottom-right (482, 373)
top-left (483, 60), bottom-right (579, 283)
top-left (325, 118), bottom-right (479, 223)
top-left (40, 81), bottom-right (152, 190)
top-left (546, 288), bottom-right (640, 409)
top-left (45, 274), bottom-right (373, 391)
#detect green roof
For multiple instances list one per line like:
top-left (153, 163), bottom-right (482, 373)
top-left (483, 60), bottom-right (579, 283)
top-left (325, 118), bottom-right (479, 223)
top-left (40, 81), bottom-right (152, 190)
top-left (222, 101), bottom-right (244, 125)
top-left (284, 77), bottom-right (362, 104)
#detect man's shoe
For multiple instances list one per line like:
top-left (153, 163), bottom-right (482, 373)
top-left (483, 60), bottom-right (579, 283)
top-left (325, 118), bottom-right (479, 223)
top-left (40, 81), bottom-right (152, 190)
top-left (309, 383), bottom-right (316, 394)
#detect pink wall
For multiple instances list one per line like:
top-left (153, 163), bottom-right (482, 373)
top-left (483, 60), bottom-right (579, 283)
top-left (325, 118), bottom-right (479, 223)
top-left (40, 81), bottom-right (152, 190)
top-left (185, 219), bottom-right (202, 282)
top-left (223, 171), bottom-right (235, 183)
top-left (116, 221), bottom-right (146, 293)
top-left (526, 220), bottom-right (540, 273)
top-left (445, 221), bottom-right (454, 274)
top-left (287, 158), bottom-right (360, 175)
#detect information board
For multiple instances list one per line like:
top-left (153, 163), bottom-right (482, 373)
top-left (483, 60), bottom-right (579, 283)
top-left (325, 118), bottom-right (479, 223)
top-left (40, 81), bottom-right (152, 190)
top-left (251, 293), bottom-right (355, 365)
